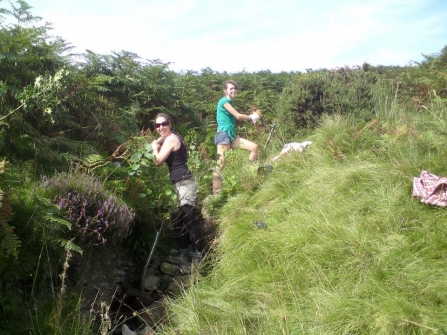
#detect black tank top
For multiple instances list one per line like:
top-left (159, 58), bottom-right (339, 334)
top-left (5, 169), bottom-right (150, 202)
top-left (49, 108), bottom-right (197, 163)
top-left (165, 136), bottom-right (192, 184)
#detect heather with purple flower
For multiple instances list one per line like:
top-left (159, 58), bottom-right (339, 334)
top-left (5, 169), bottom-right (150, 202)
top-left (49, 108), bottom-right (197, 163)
top-left (41, 169), bottom-right (134, 245)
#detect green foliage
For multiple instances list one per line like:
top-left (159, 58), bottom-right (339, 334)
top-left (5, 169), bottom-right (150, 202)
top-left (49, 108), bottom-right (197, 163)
top-left (26, 291), bottom-right (95, 335)
top-left (125, 137), bottom-right (174, 205)
top-left (18, 68), bottom-right (70, 123)
top-left (276, 71), bottom-right (326, 134)
top-left (396, 45), bottom-right (447, 106)
top-left (128, 142), bottom-right (155, 177)
top-left (371, 78), bottom-right (401, 122)
top-left (220, 150), bottom-right (260, 195)
top-left (418, 45), bottom-right (447, 97)
top-left (183, 127), bottom-right (216, 196)
top-left (232, 70), bottom-right (291, 119)
top-left (78, 50), bottom-right (191, 135)
top-left (1, 0), bottom-right (41, 25)
top-left (0, 159), bottom-right (21, 267)
top-left (175, 68), bottom-right (226, 124)
top-left (0, 1), bottom-right (74, 167)
top-left (276, 67), bottom-right (379, 137)
top-left (0, 175), bottom-right (86, 333)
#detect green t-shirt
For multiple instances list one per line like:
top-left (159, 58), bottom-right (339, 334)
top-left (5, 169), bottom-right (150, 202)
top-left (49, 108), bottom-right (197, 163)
top-left (216, 96), bottom-right (236, 141)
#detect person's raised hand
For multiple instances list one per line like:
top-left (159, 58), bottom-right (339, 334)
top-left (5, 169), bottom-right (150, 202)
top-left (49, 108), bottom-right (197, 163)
top-left (249, 113), bottom-right (260, 124)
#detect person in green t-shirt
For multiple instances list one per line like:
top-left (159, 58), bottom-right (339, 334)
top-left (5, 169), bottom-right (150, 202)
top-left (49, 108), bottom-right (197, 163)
top-left (213, 80), bottom-right (260, 193)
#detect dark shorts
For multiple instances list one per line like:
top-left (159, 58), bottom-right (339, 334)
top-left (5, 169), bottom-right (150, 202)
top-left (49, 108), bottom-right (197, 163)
top-left (214, 131), bottom-right (234, 146)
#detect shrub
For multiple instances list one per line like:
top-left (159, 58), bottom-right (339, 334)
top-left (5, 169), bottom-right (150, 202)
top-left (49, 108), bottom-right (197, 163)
top-left (40, 168), bottom-right (134, 245)
top-left (276, 67), bottom-right (379, 137)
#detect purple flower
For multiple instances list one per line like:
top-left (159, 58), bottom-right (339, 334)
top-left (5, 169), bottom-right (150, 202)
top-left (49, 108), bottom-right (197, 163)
top-left (40, 168), bottom-right (135, 246)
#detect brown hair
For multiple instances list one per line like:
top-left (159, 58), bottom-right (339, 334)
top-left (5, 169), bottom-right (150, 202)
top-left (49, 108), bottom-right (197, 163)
top-left (154, 113), bottom-right (189, 154)
top-left (223, 80), bottom-right (238, 91)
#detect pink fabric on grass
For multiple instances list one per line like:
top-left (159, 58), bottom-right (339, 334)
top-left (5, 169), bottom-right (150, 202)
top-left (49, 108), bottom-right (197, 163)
top-left (413, 170), bottom-right (447, 207)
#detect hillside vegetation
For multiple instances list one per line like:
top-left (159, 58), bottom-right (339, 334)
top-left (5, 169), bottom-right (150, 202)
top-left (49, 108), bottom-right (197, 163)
top-left (159, 93), bottom-right (447, 334)
top-left (1, 1), bottom-right (447, 334)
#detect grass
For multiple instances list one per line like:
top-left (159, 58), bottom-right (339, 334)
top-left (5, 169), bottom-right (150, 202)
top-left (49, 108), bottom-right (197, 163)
top-left (156, 96), bottom-right (447, 334)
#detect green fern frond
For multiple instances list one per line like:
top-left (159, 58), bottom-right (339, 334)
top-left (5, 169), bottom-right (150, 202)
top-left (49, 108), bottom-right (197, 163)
top-left (69, 153), bottom-right (109, 174)
top-left (43, 215), bottom-right (72, 230)
top-left (28, 196), bottom-right (82, 257)
top-left (60, 153), bottom-right (82, 162)
top-left (82, 154), bottom-right (108, 171)
top-left (53, 238), bottom-right (83, 254)
top-left (0, 189), bottom-right (21, 258)
top-left (0, 227), bottom-right (21, 258)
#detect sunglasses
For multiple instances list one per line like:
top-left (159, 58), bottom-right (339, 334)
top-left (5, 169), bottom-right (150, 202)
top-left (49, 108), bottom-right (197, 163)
top-left (155, 121), bottom-right (169, 128)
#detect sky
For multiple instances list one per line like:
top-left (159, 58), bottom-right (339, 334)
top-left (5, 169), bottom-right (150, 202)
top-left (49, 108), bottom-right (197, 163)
top-left (12, 0), bottom-right (447, 73)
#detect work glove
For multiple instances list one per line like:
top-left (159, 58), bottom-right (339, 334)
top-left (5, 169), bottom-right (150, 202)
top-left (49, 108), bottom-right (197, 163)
top-left (249, 113), bottom-right (260, 124)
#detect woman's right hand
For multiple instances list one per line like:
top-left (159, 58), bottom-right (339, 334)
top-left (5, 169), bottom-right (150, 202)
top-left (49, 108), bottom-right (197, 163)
top-left (151, 140), bottom-right (160, 152)
top-left (249, 113), bottom-right (260, 124)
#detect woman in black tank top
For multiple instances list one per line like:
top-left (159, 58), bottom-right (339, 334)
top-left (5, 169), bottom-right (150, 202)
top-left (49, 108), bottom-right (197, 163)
top-left (151, 113), bottom-right (204, 272)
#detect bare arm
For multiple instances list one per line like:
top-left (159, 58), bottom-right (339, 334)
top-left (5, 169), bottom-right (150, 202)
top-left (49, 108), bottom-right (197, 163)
top-left (223, 103), bottom-right (252, 121)
top-left (151, 135), bottom-right (180, 166)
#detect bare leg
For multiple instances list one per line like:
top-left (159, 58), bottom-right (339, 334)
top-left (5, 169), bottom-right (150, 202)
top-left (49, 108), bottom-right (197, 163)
top-left (216, 143), bottom-right (231, 169)
top-left (236, 137), bottom-right (258, 162)
top-left (213, 144), bottom-right (230, 194)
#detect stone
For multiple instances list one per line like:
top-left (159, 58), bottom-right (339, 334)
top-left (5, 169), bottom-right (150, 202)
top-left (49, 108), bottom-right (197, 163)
top-left (143, 275), bottom-right (160, 292)
top-left (122, 324), bottom-right (136, 335)
top-left (136, 300), bottom-right (165, 327)
top-left (160, 262), bottom-right (179, 276)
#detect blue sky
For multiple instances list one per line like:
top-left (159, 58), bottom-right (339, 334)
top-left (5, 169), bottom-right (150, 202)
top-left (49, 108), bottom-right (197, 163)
top-left (17, 0), bottom-right (447, 73)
